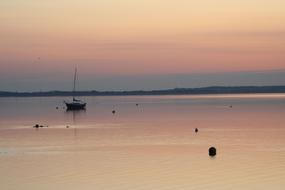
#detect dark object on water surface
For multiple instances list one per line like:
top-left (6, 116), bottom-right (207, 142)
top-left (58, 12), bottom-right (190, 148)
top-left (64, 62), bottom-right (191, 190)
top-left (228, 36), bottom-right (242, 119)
top-left (136, 103), bottom-right (139, 106)
top-left (66, 126), bottom-right (70, 128)
top-left (195, 128), bottom-right (198, 133)
top-left (33, 124), bottom-right (48, 128)
top-left (56, 106), bottom-right (59, 109)
top-left (65, 99), bottom-right (86, 110)
top-left (209, 147), bottom-right (217, 157)
top-left (64, 68), bottom-right (86, 110)
top-left (112, 110), bottom-right (116, 114)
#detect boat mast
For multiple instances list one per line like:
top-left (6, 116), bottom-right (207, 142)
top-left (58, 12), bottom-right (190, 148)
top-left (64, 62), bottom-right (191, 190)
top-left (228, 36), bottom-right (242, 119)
top-left (73, 67), bottom-right (77, 101)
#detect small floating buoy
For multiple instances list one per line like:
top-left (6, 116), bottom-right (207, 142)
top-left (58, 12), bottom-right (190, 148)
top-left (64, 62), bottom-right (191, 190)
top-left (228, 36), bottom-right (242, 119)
top-left (195, 128), bottom-right (198, 133)
top-left (112, 110), bottom-right (116, 114)
top-left (66, 126), bottom-right (69, 128)
top-left (136, 103), bottom-right (139, 106)
top-left (209, 147), bottom-right (216, 157)
top-left (33, 124), bottom-right (48, 128)
top-left (229, 105), bottom-right (233, 108)
top-left (56, 107), bottom-right (59, 109)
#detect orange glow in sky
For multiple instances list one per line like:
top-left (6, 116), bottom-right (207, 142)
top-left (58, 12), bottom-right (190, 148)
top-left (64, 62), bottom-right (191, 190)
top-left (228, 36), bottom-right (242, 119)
top-left (0, 0), bottom-right (285, 90)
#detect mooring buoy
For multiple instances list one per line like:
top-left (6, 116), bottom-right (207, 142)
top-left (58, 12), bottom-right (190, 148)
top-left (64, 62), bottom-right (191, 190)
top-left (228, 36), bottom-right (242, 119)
top-left (209, 147), bottom-right (216, 157)
top-left (195, 128), bottom-right (198, 133)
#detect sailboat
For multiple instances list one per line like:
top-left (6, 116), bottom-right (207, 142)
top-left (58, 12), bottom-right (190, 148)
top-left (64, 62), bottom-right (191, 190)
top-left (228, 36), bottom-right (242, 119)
top-left (64, 68), bottom-right (86, 110)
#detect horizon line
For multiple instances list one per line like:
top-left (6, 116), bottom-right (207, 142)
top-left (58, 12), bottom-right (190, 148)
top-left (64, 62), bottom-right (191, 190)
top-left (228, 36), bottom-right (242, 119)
top-left (1, 85), bottom-right (285, 97)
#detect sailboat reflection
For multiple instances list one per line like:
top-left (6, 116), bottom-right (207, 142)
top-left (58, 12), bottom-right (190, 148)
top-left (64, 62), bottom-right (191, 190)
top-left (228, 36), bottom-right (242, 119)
top-left (64, 109), bottom-right (86, 138)
top-left (65, 109), bottom-right (86, 125)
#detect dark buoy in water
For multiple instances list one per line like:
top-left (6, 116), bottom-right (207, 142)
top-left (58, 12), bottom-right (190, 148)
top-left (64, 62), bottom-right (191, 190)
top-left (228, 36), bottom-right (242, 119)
top-left (66, 125), bottom-right (69, 128)
top-left (34, 124), bottom-right (48, 128)
top-left (112, 110), bottom-right (116, 114)
top-left (195, 128), bottom-right (198, 133)
top-left (209, 147), bottom-right (216, 157)
top-left (56, 106), bottom-right (59, 109)
top-left (229, 105), bottom-right (233, 108)
top-left (136, 103), bottom-right (139, 106)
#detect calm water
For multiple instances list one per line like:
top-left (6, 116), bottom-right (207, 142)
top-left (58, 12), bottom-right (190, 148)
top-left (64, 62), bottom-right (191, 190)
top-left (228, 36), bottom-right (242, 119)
top-left (0, 94), bottom-right (285, 190)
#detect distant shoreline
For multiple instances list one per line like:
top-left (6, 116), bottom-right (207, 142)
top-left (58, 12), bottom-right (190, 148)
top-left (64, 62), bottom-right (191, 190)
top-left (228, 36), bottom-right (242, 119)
top-left (1, 86), bottom-right (285, 97)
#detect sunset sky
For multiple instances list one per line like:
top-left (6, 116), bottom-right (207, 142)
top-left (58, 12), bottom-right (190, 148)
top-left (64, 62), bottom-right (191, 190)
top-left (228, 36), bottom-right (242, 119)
top-left (0, 0), bottom-right (285, 91)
